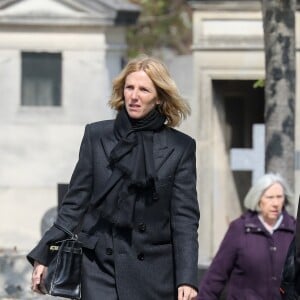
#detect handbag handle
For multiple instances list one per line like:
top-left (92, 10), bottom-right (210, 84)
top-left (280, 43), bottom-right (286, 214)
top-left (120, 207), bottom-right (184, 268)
top-left (53, 222), bottom-right (78, 241)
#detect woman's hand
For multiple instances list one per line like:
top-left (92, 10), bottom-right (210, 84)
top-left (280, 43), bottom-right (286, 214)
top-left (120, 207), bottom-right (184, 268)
top-left (178, 285), bottom-right (198, 300)
top-left (31, 261), bottom-right (47, 294)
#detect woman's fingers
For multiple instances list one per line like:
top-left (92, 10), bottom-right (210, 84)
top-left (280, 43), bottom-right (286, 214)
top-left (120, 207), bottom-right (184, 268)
top-left (178, 285), bottom-right (198, 300)
top-left (31, 262), bottom-right (46, 294)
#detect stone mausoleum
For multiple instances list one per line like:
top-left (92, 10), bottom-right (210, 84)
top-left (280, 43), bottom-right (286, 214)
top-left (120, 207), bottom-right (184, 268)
top-left (189, 0), bottom-right (300, 266)
top-left (2, 2), bottom-right (300, 296)
top-left (0, 0), bottom-right (139, 296)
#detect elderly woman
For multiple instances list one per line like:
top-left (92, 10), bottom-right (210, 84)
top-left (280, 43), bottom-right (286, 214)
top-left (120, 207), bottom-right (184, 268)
top-left (197, 173), bottom-right (295, 300)
top-left (28, 55), bottom-right (199, 300)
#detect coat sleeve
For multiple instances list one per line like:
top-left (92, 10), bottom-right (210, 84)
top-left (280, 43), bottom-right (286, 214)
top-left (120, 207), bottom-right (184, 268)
top-left (197, 221), bottom-right (240, 300)
top-left (171, 138), bottom-right (200, 290)
top-left (27, 124), bottom-right (93, 266)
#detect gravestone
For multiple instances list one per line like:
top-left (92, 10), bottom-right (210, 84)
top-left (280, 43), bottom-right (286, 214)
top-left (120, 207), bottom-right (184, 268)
top-left (40, 183), bottom-right (68, 235)
top-left (230, 124), bottom-right (265, 185)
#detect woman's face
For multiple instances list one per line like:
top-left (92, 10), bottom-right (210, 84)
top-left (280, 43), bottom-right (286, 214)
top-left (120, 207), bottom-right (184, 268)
top-left (124, 70), bottom-right (160, 119)
top-left (259, 182), bottom-right (285, 225)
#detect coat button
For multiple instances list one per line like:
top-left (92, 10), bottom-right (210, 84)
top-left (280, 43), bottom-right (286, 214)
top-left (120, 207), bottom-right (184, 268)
top-left (271, 276), bottom-right (277, 281)
top-left (152, 192), bottom-right (159, 201)
top-left (270, 246), bottom-right (277, 251)
top-left (138, 223), bottom-right (146, 232)
top-left (106, 248), bottom-right (113, 255)
top-left (137, 253), bottom-right (145, 261)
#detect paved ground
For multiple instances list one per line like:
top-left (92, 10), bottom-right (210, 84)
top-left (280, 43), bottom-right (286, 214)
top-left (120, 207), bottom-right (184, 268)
top-left (0, 249), bottom-right (65, 300)
top-left (1, 290), bottom-right (64, 300)
top-left (1, 297), bottom-right (64, 300)
top-left (1, 296), bottom-right (61, 300)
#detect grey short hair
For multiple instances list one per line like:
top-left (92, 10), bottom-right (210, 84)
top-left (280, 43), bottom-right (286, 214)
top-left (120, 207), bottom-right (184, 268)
top-left (243, 173), bottom-right (293, 212)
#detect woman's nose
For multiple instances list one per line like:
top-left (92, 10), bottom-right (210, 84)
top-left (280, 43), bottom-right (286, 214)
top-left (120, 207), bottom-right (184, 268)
top-left (131, 89), bottom-right (138, 99)
top-left (272, 197), bottom-right (281, 206)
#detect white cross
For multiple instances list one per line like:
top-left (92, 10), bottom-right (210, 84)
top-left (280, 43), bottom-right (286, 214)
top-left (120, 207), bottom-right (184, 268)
top-left (230, 124), bottom-right (265, 184)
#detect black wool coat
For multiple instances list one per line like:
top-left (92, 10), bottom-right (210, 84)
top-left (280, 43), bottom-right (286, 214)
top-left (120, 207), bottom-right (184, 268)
top-left (27, 120), bottom-right (200, 300)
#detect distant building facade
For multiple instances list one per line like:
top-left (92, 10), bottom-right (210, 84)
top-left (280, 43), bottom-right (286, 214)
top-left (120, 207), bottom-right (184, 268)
top-left (0, 0), bottom-right (139, 250)
top-left (189, 0), bottom-right (300, 266)
top-left (2, 0), bottom-right (300, 272)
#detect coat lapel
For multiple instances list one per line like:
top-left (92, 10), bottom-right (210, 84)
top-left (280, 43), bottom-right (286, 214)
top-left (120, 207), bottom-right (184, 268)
top-left (153, 129), bottom-right (174, 172)
top-left (100, 135), bottom-right (117, 162)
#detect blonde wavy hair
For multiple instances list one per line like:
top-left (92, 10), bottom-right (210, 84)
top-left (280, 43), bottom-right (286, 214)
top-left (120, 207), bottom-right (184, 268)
top-left (109, 55), bottom-right (191, 127)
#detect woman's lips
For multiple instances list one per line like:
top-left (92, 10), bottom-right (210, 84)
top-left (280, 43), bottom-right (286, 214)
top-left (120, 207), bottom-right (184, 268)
top-left (128, 104), bottom-right (140, 111)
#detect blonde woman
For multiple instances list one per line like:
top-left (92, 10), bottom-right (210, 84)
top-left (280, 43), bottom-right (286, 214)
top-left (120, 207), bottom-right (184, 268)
top-left (28, 55), bottom-right (199, 300)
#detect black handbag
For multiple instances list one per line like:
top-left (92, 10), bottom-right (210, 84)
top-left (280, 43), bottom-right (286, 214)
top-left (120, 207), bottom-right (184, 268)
top-left (41, 223), bottom-right (82, 300)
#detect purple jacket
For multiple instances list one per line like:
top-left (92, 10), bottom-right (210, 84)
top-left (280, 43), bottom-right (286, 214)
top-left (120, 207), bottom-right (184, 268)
top-left (198, 210), bottom-right (295, 300)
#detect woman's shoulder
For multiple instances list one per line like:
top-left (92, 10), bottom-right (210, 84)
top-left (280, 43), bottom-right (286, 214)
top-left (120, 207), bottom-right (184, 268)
top-left (227, 211), bottom-right (256, 231)
top-left (217, 216), bottom-right (246, 245)
top-left (87, 119), bottom-right (114, 130)
top-left (85, 120), bottom-right (114, 137)
top-left (227, 215), bottom-right (246, 231)
top-left (282, 209), bottom-right (296, 220)
top-left (282, 209), bottom-right (296, 229)
top-left (163, 126), bottom-right (195, 145)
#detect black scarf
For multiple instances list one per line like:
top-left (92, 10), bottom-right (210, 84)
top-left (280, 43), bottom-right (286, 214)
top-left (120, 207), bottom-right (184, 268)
top-left (95, 107), bottom-right (166, 228)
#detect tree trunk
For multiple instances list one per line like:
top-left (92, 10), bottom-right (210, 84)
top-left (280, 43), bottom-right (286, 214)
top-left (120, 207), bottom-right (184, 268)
top-left (262, 0), bottom-right (296, 189)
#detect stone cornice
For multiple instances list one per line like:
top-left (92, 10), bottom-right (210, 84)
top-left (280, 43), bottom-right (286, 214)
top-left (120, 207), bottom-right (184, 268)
top-left (188, 0), bottom-right (300, 11)
top-left (0, 16), bottom-right (114, 27)
top-left (188, 0), bottom-right (261, 11)
top-left (0, 0), bottom-right (140, 27)
top-left (192, 36), bottom-right (264, 51)
top-left (0, 14), bottom-right (139, 27)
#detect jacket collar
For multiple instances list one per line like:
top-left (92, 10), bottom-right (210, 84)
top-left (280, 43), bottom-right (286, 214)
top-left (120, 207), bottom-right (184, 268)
top-left (153, 128), bottom-right (174, 171)
top-left (243, 210), bottom-right (295, 234)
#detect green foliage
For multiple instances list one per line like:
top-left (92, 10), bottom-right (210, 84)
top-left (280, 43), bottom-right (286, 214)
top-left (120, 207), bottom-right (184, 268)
top-left (253, 79), bottom-right (265, 89)
top-left (127, 0), bottom-right (193, 58)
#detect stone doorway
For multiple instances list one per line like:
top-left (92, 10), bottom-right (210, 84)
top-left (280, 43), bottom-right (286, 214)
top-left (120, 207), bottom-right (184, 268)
top-left (212, 79), bottom-right (265, 209)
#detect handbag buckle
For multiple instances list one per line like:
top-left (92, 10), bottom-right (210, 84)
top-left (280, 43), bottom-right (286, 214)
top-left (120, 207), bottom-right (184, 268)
top-left (49, 245), bottom-right (59, 251)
